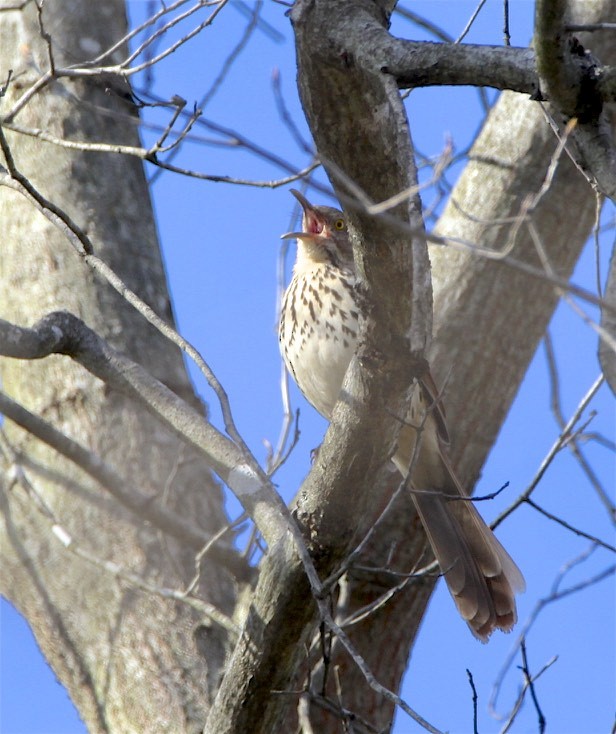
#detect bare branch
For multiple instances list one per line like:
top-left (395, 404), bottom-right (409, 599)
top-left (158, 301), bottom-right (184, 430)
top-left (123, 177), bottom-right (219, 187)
top-left (520, 640), bottom-right (546, 734)
top-left (455, 0), bottom-right (489, 44)
top-left (535, 0), bottom-right (616, 199)
top-left (206, 0), bottom-right (438, 727)
top-left (0, 388), bottom-right (252, 579)
top-left (0, 125), bottom-right (93, 253)
top-left (0, 129), bottom-right (260, 463)
top-left (0, 313), bottom-right (303, 554)
top-left (494, 374), bottom-right (606, 527)
top-left (320, 611), bottom-right (443, 734)
top-left (499, 643), bottom-right (556, 734)
top-left (526, 497), bottom-right (615, 551)
top-left (466, 669), bottom-right (479, 734)
top-left (600, 242), bottom-right (616, 394)
top-left (491, 545), bottom-right (615, 718)
top-left (2, 116), bottom-right (320, 187)
top-left (385, 42), bottom-right (538, 96)
top-left (149, 0), bottom-right (267, 183)
top-left (81, 0), bottom-right (201, 67)
top-left (1, 436), bottom-right (241, 638)
top-left (544, 331), bottom-right (616, 521)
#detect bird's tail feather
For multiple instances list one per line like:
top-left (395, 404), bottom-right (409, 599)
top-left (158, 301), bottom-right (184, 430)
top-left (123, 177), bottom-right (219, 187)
top-left (412, 482), bottom-right (524, 641)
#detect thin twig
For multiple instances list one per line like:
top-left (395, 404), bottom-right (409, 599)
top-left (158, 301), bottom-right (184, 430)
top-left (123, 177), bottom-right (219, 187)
top-left (320, 605), bottom-right (444, 734)
top-left (524, 497), bottom-right (615, 552)
top-left (182, 515), bottom-right (247, 596)
top-left (455, 0), bottom-right (488, 44)
top-left (491, 545), bottom-right (615, 719)
top-left (0, 433), bottom-right (240, 638)
top-left (466, 669), bottom-right (479, 734)
top-left (34, 0), bottom-right (55, 74)
top-left (0, 132), bottom-right (254, 463)
top-left (499, 650), bottom-right (556, 734)
top-left (0, 390), bottom-right (251, 578)
top-left (149, 0), bottom-right (266, 184)
top-left (543, 333), bottom-right (616, 523)
top-left (493, 374), bottom-right (605, 528)
top-left (519, 640), bottom-right (547, 734)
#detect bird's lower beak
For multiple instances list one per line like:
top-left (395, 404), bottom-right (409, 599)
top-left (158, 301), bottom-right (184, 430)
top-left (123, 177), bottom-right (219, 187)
top-left (281, 231), bottom-right (310, 240)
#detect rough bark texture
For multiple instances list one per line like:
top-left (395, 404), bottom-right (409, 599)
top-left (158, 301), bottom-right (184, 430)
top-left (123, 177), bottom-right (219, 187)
top-left (0, 4), bottom-right (237, 733)
top-left (534, 0), bottom-right (616, 199)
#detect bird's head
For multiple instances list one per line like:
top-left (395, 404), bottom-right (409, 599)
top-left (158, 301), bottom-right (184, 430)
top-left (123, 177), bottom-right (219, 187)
top-left (281, 189), bottom-right (354, 272)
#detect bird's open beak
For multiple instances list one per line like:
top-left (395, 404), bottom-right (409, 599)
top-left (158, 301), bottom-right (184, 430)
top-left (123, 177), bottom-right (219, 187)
top-left (281, 189), bottom-right (324, 240)
top-left (280, 230), bottom-right (306, 240)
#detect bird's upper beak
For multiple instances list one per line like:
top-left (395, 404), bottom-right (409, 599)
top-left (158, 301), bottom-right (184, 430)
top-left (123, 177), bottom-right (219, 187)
top-left (281, 189), bottom-right (325, 240)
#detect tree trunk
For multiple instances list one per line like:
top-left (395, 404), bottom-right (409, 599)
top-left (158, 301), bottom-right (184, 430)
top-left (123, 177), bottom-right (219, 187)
top-left (285, 1), bottom-right (616, 731)
top-left (0, 4), bottom-right (237, 732)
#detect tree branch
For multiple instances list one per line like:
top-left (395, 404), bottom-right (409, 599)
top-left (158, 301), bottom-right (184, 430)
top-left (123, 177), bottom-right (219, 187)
top-left (1, 437), bottom-right (241, 638)
top-left (0, 389), bottom-right (253, 580)
top-left (535, 0), bottom-right (616, 200)
top-left (205, 0), bottom-right (437, 730)
top-left (491, 545), bottom-right (615, 719)
top-left (387, 42), bottom-right (539, 96)
top-left (600, 246), bottom-right (616, 393)
top-left (0, 313), bottom-right (300, 555)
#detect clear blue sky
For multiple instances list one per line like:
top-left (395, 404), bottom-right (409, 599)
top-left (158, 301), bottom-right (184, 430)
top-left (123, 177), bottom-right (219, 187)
top-left (1, 2), bottom-right (614, 733)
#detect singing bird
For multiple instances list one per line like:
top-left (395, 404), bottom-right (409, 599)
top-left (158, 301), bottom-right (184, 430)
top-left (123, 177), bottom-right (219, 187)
top-left (279, 189), bottom-right (524, 641)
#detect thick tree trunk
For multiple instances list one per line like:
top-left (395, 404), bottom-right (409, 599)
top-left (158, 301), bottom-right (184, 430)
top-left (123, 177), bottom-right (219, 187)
top-left (0, 4), bottom-right (237, 732)
top-left (284, 1), bottom-right (616, 732)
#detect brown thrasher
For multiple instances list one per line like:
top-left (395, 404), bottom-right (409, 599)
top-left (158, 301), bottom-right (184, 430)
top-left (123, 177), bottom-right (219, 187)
top-left (279, 189), bottom-right (524, 641)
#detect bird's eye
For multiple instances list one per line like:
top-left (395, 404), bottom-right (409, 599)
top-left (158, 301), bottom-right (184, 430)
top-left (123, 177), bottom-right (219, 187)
top-left (334, 219), bottom-right (345, 230)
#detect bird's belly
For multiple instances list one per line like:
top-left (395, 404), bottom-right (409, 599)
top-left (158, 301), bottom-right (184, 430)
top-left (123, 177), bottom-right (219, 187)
top-left (286, 332), bottom-right (356, 418)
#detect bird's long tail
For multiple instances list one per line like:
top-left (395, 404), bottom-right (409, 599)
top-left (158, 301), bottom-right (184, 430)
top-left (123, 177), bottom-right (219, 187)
top-left (394, 412), bottom-right (525, 641)
top-left (410, 476), bottom-right (525, 641)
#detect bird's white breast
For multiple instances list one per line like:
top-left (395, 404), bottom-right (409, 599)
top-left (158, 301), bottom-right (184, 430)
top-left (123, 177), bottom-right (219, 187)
top-left (279, 264), bottom-right (359, 418)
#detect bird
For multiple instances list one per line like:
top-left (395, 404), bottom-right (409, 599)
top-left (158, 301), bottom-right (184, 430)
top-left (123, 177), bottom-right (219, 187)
top-left (279, 188), bottom-right (525, 641)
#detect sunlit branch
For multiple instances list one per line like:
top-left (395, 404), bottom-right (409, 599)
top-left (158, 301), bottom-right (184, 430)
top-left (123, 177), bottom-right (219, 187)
top-left (83, 0), bottom-right (199, 67)
top-left (149, 0), bottom-right (265, 184)
top-left (123, 0), bottom-right (228, 70)
top-left (0, 389), bottom-right (252, 579)
top-left (455, 0), bottom-right (489, 44)
top-left (0, 313), bottom-right (307, 555)
top-left (1, 433), bottom-right (241, 637)
top-left (0, 128), bottom-right (270, 456)
top-left (3, 118), bottom-right (320, 186)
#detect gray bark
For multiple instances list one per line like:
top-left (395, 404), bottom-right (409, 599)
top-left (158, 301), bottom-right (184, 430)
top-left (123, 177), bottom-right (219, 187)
top-left (431, 0), bottom-right (616, 481)
top-left (0, 4), bottom-right (238, 733)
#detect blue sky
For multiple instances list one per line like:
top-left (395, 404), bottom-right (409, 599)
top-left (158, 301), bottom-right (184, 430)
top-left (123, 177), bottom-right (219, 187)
top-left (1, 2), bottom-right (614, 733)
